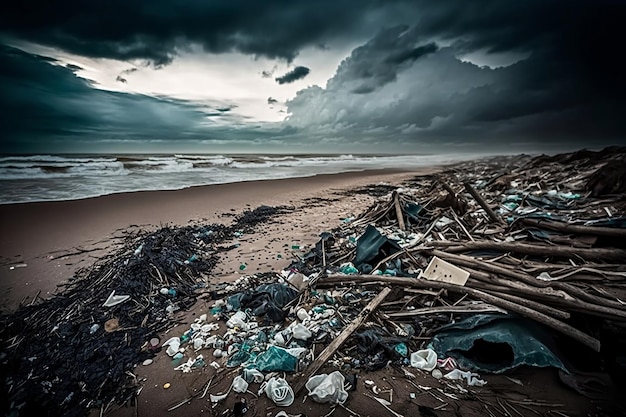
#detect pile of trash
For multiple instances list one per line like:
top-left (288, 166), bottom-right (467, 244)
top-left (140, 147), bottom-right (626, 417)
top-left (0, 206), bottom-right (291, 417)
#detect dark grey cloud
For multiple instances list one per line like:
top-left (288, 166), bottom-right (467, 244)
top-left (325, 26), bottom-right (439, 94)
top-left (0, 0), bottom-right (415, 65)
top-left (275, 66), bottom-right (310, 84)
top-left (0, 45), bottom-right (276, 153)
top-left (65, 63), bottom-right (82, 71)
top-left (385, 42), bottom-right (437, 65)
top-left (285, 5), bottom-right (626, 149)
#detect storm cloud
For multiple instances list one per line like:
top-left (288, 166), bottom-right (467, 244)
top-left (282, 1), bottom-right (626, 148)
top-left (0, 0), bottom-right (416, 65)
top-left (275, 66), bottom-right (310, 84)
top-left (0, 45), bottom-right (276, 152)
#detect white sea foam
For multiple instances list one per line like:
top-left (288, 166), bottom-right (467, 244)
top-left (0, 153), bottom-right (482, 204)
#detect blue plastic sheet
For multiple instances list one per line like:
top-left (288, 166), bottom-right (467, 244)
top-left (429, 314), bottom-right (568, 374)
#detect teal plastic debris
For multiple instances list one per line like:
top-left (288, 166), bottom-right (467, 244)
top-left (227, 350), bottom-right (252, 368)
top-left (583, 216), bottom-right (626, 228)
top-left (394, 343), bottom-right (408, 357)
top-left (339, 263), bottom-right (358, 274)
top-left (403, 202), bottom-right (429, 222)
top-left (252, 346), bottom-right (298, 372)
top-left (429, 314), bottom-right (568, 374)
top-left (354, 225), bottom-right (401, 273)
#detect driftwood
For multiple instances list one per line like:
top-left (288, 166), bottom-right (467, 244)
top-left (463, 181), bottom-right (505, 225)
top-left (393, 191), bottom-right (406, 231)
top-left (292, 287), bottom-right (392, 395)
top-left (431, 240), bottom-right (626, 262)
top-left (323, 275), bottom-right (601, 352)
top-left (387, 304), bottom-right (506, 317)
top-left (519, 218), bottom-right (626, 238)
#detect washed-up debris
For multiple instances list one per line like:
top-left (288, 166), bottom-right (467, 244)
top-left (0, 205), bottom-right (291, 417)
top-left (4, 149), bottom-right (626, 416)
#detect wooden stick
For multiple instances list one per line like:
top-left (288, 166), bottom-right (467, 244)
top-left (463, 181), bottom-right (504, 225)
top-left (451, 211), bottom-right (475, 241)
top-left (479, 289), bottom-right (571, 319)
top-left (460, 268), bottom-right (626, 320)
top-left (393, 191), bottom-right (406, 231)
top-left (438, 177), bottom-right (458, 196)
top-left (387, 304), bottom-right (506, 317)
top-left (292, 287), bottom-right (392, 394)
top-left (323, 275), bottom-right (601, 352)
top-left (519, 218), bottom-right (626, 238)
top-left (431, 240), bottom-right (626, 262)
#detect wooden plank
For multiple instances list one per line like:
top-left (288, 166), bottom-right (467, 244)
top-left (292, 287), bottom-right (392, 395)
top-left (393, 191), bottom-right (406, 231)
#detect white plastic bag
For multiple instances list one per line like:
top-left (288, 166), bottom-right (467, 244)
top-left (263, 377), bottom-right (294, 406)
top-left (232, 375), bottom-right (249, 393)
top-left (410, 349), bottom-right (437, 371)
top-left (291, 323), bottom-right (312, 340)
top-left (305, 371), bottom-right (348, 404)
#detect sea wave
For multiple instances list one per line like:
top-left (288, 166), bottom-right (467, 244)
top-left (0, 152), bottom-right (482, 203)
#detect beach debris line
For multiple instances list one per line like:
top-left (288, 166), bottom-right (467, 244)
top-left (0, 205), bottom-right (292, 417)
top-left (168, 147), bottom-right (625, 416)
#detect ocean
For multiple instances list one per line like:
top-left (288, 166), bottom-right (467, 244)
top-left (0, 153), bottom-right (480, 204)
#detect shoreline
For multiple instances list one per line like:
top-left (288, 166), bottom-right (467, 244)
top-left (0, 167), bottom-right (436, 311)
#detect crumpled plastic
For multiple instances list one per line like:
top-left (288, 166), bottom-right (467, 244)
top-left (228, 283), bottom-right (298, 322)
top-left (262, 377), bottom-right (294, 406)
top-left (410, 349), bottom-right (437, 371)
top-left (443, 369), bottom-right (487, 386)
top-left (354, 225), bottom-right (401, 272)
top-left (242, 368), bottom-right (264, 384)
top-left (162, 337), bottom-right (181, 357)
top-left (232, 375), bottom-right (249, 393)
top-left (253, 346), bottom-right (298, 372)
top-left (305, 371), bottom-right (348, 404)
top-left (291, 323), bottom-right (312, 340)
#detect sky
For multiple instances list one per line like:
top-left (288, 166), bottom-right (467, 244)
top-left (0, 0), bottom-right (625, 154)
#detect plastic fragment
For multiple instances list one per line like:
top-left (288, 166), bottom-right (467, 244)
top-left (443, 369), bottom-right (487, 386)
top-left (102, 290), bottom-right (130, 307)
